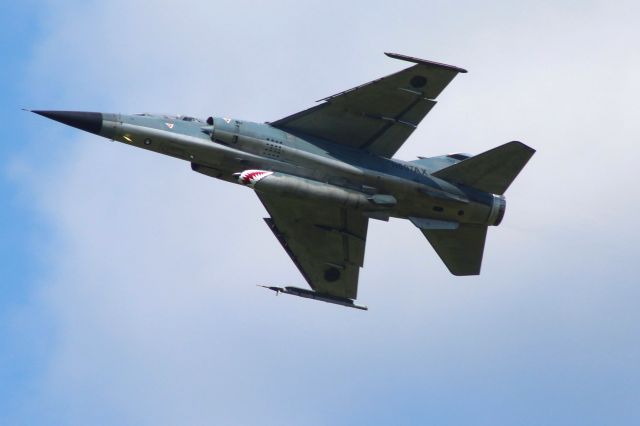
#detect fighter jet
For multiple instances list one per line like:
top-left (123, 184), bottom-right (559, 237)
top-left (31, 52), bottom-right (534, 310)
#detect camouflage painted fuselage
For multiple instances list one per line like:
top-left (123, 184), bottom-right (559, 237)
top-left (100, 112), bottom-right (504, 227)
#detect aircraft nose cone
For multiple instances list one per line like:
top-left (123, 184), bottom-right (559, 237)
top-left (31, 110), bottom-right (103, 135)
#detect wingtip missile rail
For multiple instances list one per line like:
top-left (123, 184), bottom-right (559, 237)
top-left (259, 285), bottom-right (368, 311)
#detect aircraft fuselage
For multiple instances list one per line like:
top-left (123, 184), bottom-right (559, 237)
top-left (81, 112), bottom-right (505, 227)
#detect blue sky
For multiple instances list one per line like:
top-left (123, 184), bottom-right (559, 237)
top-left (1, 1), bottom-right (639, 425)
top-left (0, 3), bottom-right (38, 297)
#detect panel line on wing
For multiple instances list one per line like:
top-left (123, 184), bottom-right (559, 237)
top-left (358, 95), bottom-right (424, 150)
top-left (363, 114), bottom-right (418, 128)
top-left (314, 224), bottom-right (366, 242)
top-left (397, 87), bottom-right (426, 97)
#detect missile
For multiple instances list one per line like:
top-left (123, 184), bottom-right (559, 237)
top-left (259, 286), bottom-right (368, 311)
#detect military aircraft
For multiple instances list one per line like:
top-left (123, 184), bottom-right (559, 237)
top-left (31, 52), bottom-right (534, 310)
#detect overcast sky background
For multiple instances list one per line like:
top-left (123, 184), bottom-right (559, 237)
top-left (1, 0), bottom-right (639, 424)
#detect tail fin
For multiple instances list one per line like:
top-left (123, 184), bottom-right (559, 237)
top-left (432, 141), bottom-right (535, 195)
top-left (421, 224), bottom-right (487, 276)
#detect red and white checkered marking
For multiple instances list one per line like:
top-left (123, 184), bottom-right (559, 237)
top-left (238, 169), bottom-right (273, 187)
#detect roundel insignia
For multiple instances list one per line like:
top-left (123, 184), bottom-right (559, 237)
top-left (324, 267), bottom-right (341, 282)
top-left (410, 75), bottom-right (427, 89)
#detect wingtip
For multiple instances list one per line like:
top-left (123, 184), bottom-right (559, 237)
top-left (384, 52), bottom-right (468, 73)
top-left (508, 140), bottom-right (536, 154)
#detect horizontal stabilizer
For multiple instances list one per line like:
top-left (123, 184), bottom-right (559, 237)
top-left (421, 224), bottom-right (488, 276)
top-left (432, 141), bottom-right (535, 195)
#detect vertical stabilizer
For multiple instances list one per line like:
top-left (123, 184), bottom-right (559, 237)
top-left (432, 141), bottom-right (535, 195)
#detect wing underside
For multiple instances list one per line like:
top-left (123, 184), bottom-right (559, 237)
top-left (271, 53), bottom-right (466, 158)
top-left (258, 193), bottom-right (368, 300)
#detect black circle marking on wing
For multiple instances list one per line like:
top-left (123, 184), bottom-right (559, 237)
top-left (410, 75), bottom-right (427, 88)
top-left (324, 267), bottom-right (341, 282)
